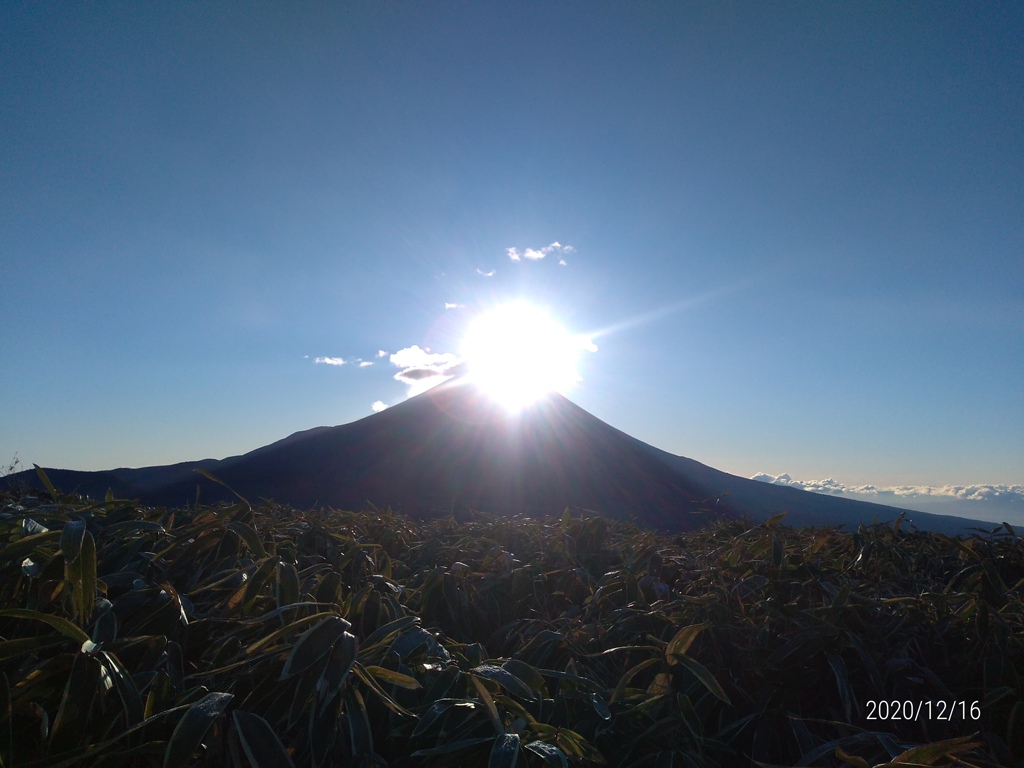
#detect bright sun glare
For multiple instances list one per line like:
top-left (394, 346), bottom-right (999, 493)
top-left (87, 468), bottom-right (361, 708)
top-left (460, 302), bottom-right (596, 412)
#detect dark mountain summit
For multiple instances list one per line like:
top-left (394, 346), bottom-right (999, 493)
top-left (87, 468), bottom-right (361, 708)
top-left (6, 379), bottom-right (984, 533)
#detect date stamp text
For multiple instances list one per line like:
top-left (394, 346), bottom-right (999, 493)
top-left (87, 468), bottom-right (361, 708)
top-left (866, 700), bottom-right (981, 722)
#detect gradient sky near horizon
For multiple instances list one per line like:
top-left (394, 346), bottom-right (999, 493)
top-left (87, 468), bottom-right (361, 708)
top-left (2, 2), bottom-right (1022, 495)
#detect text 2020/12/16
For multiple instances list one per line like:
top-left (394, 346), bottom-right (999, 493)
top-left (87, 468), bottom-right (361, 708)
top-left (866, 700), bottom-right (981, 722)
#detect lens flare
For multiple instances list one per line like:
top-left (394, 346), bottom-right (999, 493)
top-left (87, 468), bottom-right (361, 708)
top-left (460, 302), bottom-right (596, 412)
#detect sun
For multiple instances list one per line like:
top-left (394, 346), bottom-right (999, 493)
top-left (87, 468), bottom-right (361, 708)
top-left (460, 302), bottom-right (596, 412)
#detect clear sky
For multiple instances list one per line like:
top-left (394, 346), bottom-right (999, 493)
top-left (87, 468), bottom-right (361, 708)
top-left (2, 3), bottom-right (1022, 500)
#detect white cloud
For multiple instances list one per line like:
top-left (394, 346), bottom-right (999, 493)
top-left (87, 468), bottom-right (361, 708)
top-left (752, 472), bottom-right (1024, 525)
top-left (389, 345), bottom-right (457, 369)
top-left (477, 268), bottom-right (496, 277)
top-left (506, 242), bottom-right (575, 264)
top-left (314, 356), bottom-right (346, 366)
top-left (376, 350), bottom-right (388, 358)
top-left (358, 361), bottom-right (374, 367)
top-left (444, 302), bottom-right (465, 309)
top-left (371, 400), bottom-right (388, 412)
top-left (389, 345), bottom-right (461, 396)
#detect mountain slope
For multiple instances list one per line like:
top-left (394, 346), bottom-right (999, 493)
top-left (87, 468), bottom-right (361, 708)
top-left (4, 379), bottom-right (984, 533)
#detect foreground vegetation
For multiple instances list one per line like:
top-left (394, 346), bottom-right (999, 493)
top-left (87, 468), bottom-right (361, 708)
top-left (0, 473), bottom-right (1022, 767)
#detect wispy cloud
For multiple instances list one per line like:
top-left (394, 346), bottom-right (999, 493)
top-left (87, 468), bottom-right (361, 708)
top-left (752, 472), bottom-right (1024, 501)
top-left (444, 302), bottom-right (465, 309)
top-left (506, 242), bottom-right (575, 264)
top-left (752, 472), bottom-right (1024, 524)
top-left (314, 354), bottom-right (378, 368)
top-left (389, 345), bottom-right (460, 396)
top-left (376, 350), bottom-right (388, 358)
top-left (476, 268), bottom-right (496, 277)
top-left (371, 400), bottom-right (388, 412)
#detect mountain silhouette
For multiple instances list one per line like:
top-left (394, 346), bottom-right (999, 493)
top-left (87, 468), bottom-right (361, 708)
top-left (5, 378), bottom-right (985, 534)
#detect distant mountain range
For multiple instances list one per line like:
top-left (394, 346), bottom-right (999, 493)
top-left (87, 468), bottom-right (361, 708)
top-left (4, 378), bottom-right (988, 534)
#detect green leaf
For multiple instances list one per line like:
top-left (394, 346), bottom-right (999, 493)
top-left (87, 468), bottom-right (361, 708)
top-left (162, 691), bottom-right (233, 768)
top-left (66, 530), bottom-right (97, 625)
top-left (472, 664), bottom-right (537, 700)
top-left (0, 608), bottom-right (90, 644)
top-left (60, 519), bottom-right (86, 564)
top-left (609, 658), bottom-right (660, 705)
top-left (411, 737), bottom-right (494, 757)
top-left (364, 665), bottom-right (422, 690)
top-left (228, 521), bottom-right (269, 559)
top-left (523, 740), bottom-right (569, 768)
top-left (665, 623), bottom-right (709, 662)
top-left (274, 562), bottom-right (300, 608)
top-left (351, 662), bottom-right (416, 718)
top-left (280, 616), bottom-right (352, 679)
top-left (359, 614), bottom-right (421, 651)
top-left (49, 653), bottom-right (100, 755)
top-left (317, 631), bottom-right (358, 705)
top-left (0, 673), bottom-right (11, 768)
top-left (501, 659), bottom-right (545, 693)
top-left (239, 557), bottom-right (278, 615)
top-left (34, 464), bottom-right (59, 498)
top-left (674, 653), bottom-right (731, 705)
top-left (193, 468), bottom-right (250, 507)
top-left (489, 732), bottom-right (520, 768)
top-left (885, 735), bottom-right (982, 766)
top-left (0, 529), bottom-right (60, 564)
top-left (590, 692), bottom-right (612, 720)
top-left (232, 710), bottom-right (295, 768)
top-left (244, 610), bottom-right (339, 654)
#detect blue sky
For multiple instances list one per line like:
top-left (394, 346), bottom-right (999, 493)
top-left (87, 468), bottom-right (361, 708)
top-left (2, 3), bottom-right (1022, 507)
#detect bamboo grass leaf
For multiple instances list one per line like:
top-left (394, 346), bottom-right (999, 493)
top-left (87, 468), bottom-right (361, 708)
top-left (317, 631), bottom-right (358, 706)
top-left (363, 665), bottom-right (421, 690)
top-left (489, 732), bottom-right (520, 768)
top-left (351, 662), bottom-right (416, 717)
top-left (162, 691), bottom-right (233, 768)
top-left (49, 653), bottom-right (100, 755)
top-left (674, 654), bottom-right (731, 705)
top-left (609, 658), bottom-right (660, 705)
top-left (232, 710), bottom-right (295, 768)
top-left (590, 692), bottom-right (612, 720)
top-left (280, 616), bottom-right (352, 679)
top-left (0, 673), bottom-right (10, 768)
top-left (523, 740), bottom-right (569, 767)
top-left (59, 519), bottom-right (86, 564)
top-left (33, 464), bottom-right (59, 499)
top-left (227, 521), bottom-right (269, 559)
top-left (411, 737), bottom-right (494, 757)
top-left (0, 608), bottom-right (90, 644)
top-left (0, 529), bottom-right (60, 564)
top-left (472, 664), bottom-right (536, 700)
top-left (71, 530), bottom-right (97, 625)
top-left (665, 623), bottom-right (709, 663)
top-left (274, 562), bottom-right (300, 608)
top-left (192, 468), bottom-right (250, 508)
top-left (471, 675), bottom-right (503, 733)
top-left (883, 735), bottom-right (982, 766)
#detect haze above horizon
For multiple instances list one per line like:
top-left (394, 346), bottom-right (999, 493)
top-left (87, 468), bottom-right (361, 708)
top-left (2, 4), bottom-right (1021, 515)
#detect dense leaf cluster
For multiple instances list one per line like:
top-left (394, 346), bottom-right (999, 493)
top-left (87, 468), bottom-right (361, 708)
top-left (0, 479), bottom-right (1022, 767)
